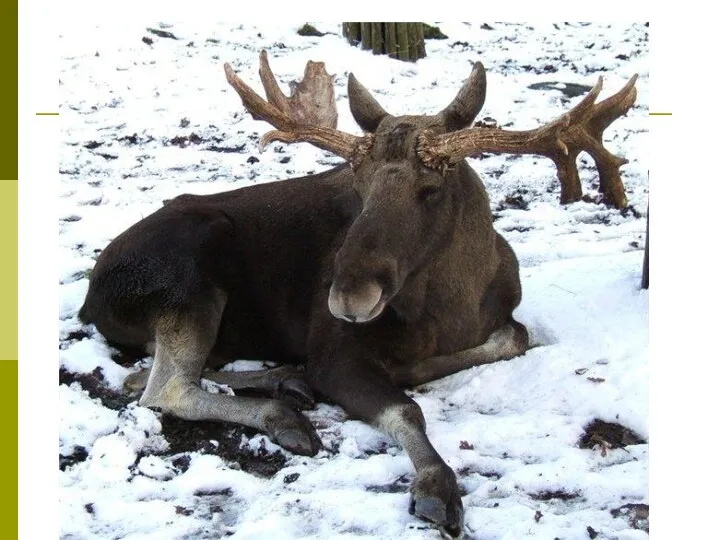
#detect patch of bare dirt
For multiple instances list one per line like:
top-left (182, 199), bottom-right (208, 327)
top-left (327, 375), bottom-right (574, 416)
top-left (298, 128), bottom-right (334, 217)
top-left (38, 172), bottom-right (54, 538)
top-left (578, 419), bottom-right (646, 453)
top-left (158, 416), bottom-right (288, 478)
top-left (528, 489), bottom-right (581, 501)
top-left (611, 503), bottom-right (649, 533)
top-left (59, 367), bottom-right (134, 411)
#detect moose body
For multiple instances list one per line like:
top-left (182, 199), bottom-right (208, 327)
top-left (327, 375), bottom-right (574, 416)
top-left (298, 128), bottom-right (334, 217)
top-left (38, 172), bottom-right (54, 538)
top-left (80, 60), bottom-right (533, 537)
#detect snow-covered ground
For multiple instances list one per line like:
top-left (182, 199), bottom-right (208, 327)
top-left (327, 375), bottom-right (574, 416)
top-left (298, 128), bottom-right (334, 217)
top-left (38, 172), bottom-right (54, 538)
top-left (58, 22), bottom-right (649, 539)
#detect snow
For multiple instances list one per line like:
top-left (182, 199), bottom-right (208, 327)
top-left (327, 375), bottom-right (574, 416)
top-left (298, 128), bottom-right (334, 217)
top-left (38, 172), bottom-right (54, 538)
top-left (58, 22), bottom-right (649, 539)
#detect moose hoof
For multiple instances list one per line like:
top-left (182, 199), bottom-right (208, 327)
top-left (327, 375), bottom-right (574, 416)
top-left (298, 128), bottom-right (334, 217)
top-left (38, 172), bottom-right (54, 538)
top-left (123, 369), bottom-right (150, 395)
top-left (269, 407), bottom-right (323, 456)
top-left (271, 366), bottom-right (315, 410)
top-left (409, 465), bottom-right (464, 538)
top-left (278, 378), bottom-right (315, 411)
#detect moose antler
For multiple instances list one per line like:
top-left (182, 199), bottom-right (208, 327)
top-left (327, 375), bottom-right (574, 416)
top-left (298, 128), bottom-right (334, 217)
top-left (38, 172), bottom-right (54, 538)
top-left (257, 50), bottom-right (339, 129)
top-left (224, 52), bottom-right (373, 168)
top-left (418, 75), bottom-right (638, 208)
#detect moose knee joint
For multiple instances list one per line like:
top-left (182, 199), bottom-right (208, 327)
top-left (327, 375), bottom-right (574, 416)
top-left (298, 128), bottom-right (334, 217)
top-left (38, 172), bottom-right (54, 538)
top-left (376, 402), bottom-right (427, 438)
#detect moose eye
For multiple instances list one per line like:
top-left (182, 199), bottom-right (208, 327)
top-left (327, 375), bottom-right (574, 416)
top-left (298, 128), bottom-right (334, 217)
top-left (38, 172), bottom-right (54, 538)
top-left (418, 185), bottom-right (443, 204)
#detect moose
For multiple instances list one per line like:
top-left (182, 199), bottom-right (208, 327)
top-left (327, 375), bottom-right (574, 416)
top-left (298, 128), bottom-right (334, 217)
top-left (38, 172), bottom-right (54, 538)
top-left (79, 52), bottom-right (637, 537)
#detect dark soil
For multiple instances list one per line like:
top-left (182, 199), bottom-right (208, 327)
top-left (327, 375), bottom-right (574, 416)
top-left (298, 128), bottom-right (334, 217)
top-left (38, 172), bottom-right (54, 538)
top-left (528, 489), bottom-right (581, 501)
top-left (147, 28), bottom-right (178, 40)
top-left (168, 133), bottom-right (204, 147)
top-left (283, 472), bottom-right (300, 484)
top-left (59, 367), bottom-right (134, 411)
top-left (63, 328), bottom-right (93, 342)
top-left (158, 415), bottom-right (287, 478)
top-left (578, 419), bottom-right (646, 450)
top-left (205, 145), bottom-right (246, 154)
top-left (118, 133), bottom-right (155, 145)
top-left (611, 503), bottom-right (649, 532)
top-left (60, 446), bottom-right (89, 471)
top-left (497, 190), bottom-right (530, 211)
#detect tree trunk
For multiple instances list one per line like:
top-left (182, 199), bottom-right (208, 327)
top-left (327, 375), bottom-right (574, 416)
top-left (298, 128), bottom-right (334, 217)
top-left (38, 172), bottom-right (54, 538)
top-left (385, 22), bottom-right (398, 59)
top-left (360, 23), bottom-right (372, 50)
top-left (342, 23), bottom-right (360, 46)
top-left (371, 22), bottom-right (383, 55)
top-left (415, 23), bottom-right (427, 58)
top-left (342, 22), bottom-right (427, 62)
top-left (396, 23), bottom-right (409, 61)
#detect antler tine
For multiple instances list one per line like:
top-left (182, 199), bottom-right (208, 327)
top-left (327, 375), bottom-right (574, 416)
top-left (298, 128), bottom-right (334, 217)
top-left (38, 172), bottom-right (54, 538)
top-left (224, 56), bottom-right (373, 167)
top-left (562, 76), bottom-right (603, 126)
top-left (258, 50), bottom-right (290, 113)
top-left (590, 74), bottom-right (638, 133)
top-left (418, 74), bottom-right (639, 209)
top-left (224, 62), bottom-right (294, 131)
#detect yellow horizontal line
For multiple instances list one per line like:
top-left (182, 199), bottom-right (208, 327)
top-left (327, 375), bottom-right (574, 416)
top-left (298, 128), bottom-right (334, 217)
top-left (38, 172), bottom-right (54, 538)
top-left (35, 112), bottom-right (59, 116)
top-left (649, 112), bottom-right (672, 116)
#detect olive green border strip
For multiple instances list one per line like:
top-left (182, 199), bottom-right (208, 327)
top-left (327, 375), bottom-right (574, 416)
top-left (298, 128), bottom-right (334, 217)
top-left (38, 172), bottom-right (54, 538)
top-left (0, 182), bottom-right (18, 360)
top-left (0, 361), bottom-right (18, 540)
top-left (0, 7), bottom-right (18, 538)
top-left (0, 179), bottom-right (17, 540)
top-left (0, 1), bottom-right (18, 179)
top-left (0, 2), bottom-right (19, 537)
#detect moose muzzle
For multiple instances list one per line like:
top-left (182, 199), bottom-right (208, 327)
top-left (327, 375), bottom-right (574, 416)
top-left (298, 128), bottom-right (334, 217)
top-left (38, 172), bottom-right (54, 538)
top-left (328, 281), bottom-right (385, 323)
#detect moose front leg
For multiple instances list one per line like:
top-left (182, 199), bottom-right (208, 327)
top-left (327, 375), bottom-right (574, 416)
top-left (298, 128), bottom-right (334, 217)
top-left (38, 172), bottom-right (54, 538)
top-left (306, 358), bottom-right (464, 538)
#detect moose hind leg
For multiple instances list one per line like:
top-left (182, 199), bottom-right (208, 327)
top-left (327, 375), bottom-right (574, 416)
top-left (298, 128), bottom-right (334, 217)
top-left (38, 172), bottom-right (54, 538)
top-left (207, 366), bottom-right (315, 410)
top-left (139, 291), bottom-right (322, 456)
top-left (391, 319), bottom-right (529, 387)
top-left (306, 359), bottom-right (463, 537)
top-left (125, 365), bottom-right (314, 410)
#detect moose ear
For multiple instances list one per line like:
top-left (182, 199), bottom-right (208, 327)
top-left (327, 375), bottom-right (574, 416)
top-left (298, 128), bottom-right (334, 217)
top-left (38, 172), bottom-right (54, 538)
top-left (439, 61), bottom-right (487, 131)
top-left (348, 73), bottom-right (389, 133)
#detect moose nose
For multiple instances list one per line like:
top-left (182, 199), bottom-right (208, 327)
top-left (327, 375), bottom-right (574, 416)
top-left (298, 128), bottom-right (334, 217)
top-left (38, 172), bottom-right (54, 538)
top-left (328, 281), bottom-right (384, 323)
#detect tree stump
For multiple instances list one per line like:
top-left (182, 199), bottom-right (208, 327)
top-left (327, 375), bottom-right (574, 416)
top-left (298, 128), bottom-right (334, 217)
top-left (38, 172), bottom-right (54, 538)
top-left (342, 23), bottom-right (427, 62)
